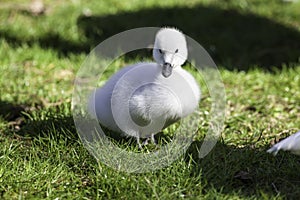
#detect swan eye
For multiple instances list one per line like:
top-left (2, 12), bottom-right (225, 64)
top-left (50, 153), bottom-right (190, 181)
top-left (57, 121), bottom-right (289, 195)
top-left (175, 49), bottom-right (179, 53)
top-left (159, 49), bottom-right (163, 54)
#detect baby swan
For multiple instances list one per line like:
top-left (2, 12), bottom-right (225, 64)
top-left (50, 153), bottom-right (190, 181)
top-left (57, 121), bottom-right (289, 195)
top-left (89, 28), bottom-right (200, 148)
top-left (267, 130), bottom-right (300, 156)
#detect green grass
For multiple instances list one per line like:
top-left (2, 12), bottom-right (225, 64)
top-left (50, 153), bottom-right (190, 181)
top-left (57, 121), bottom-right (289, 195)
top-left (0, 0), bottom-right (300, 199)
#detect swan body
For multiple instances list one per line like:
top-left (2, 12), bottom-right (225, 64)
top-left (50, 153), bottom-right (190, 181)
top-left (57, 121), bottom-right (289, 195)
top-left (88, 28), bottom-right (200, 145)
top-left (267, 131), bottom-right (300, 155)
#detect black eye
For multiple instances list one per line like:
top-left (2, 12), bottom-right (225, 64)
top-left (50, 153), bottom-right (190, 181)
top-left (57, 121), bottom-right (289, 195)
top-left (175, 49), bottom-right (179, 53)
top-left (159, 49), bottom-right (163, 54)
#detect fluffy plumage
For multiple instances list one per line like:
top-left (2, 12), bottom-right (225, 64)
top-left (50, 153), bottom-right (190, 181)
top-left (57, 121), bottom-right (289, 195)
top-left (88, 27), bottom-right (200, 146)
top-left (267, 131), bottom-right (300, 155)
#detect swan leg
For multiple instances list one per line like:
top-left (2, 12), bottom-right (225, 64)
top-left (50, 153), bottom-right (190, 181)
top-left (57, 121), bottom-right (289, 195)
top-left (137, 137), bottom-right (143, 149)
top-left (137, 134), bottom-right (157, 149)
top-left (151, 134), bottom-right (157, 144)
top-left (142, 138), bottom-right (150, 146)
top-left (142, 134), bottom-right (156, 146)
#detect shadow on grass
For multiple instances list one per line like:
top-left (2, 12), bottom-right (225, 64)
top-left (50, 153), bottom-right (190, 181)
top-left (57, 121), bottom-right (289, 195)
top-left (186, 141), bottom-right (300, 198)
top-left (0, 101), bottom-right (26, 122)
top-left (9, 110), bottom-right (300, 198)
top-left (1, 5), bottom-right (300, 70)
top-left (0, 30), bottom-right (90, 55)
top-left (77, 5), bottom-right (300, 70)
top-left (18, 115), bottom-right (78, 143)
top-left (2, 99), bottom-right (297, 198)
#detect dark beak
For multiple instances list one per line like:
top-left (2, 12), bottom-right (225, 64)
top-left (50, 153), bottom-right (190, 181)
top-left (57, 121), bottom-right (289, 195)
top-left (162, 63), bottom-right (173, 78)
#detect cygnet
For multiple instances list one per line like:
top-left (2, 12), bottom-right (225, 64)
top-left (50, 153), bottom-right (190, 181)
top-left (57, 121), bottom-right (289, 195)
top-left (89, 27), bottom-right (200, 147)
top-left (267, 130), bottom-right (300, 155)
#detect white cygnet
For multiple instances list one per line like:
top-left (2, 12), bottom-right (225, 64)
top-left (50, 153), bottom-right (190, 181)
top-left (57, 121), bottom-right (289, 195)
top-left (267, 130), bottom-right (300, 156)
top-left (89, 27), bottom-right (200, 147)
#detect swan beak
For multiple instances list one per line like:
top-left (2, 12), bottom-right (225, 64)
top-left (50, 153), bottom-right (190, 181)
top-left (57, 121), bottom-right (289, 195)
top-left (162, 63), bottom-right (173, 78)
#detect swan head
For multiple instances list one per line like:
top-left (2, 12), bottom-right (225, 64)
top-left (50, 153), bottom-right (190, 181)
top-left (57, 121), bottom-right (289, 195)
top-left (153, 28), bottom-right (188, 78)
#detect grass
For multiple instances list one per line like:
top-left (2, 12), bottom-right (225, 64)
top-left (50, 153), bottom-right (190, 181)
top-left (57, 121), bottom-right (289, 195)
top-left (0, 0), bottom-right (300, 199)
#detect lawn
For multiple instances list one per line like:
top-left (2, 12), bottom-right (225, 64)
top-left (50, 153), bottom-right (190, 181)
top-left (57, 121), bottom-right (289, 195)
top-left (0, 0), bottom-right (300, 199)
